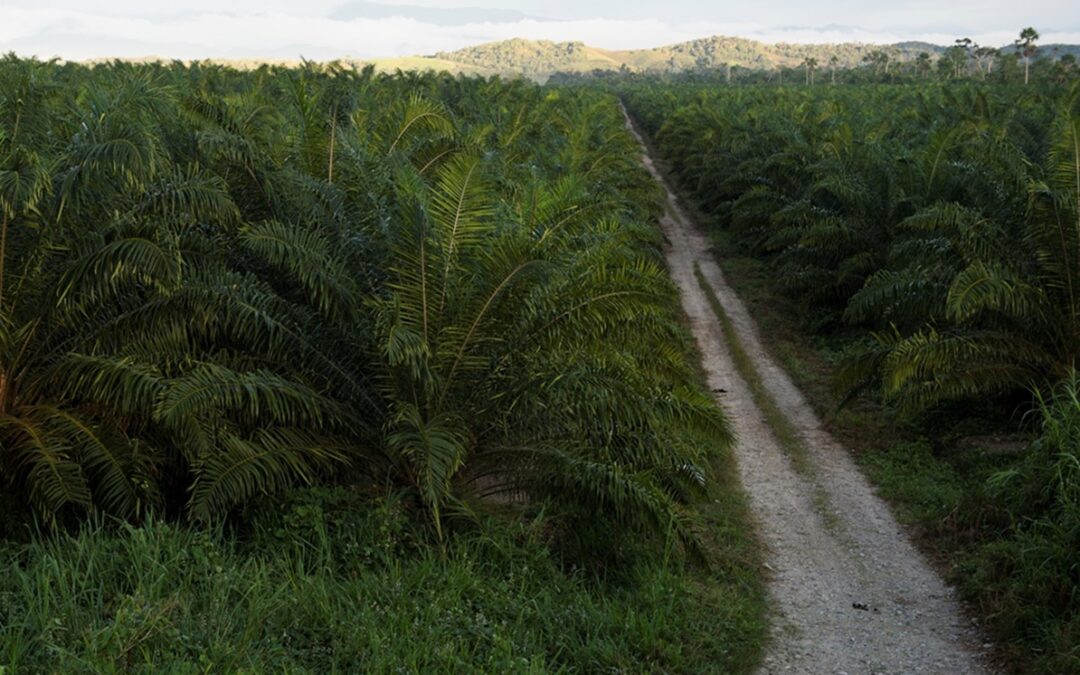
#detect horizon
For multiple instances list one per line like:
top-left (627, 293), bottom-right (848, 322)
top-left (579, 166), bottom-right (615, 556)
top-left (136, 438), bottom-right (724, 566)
top-left (2, 1), bottom-right (1079, 62)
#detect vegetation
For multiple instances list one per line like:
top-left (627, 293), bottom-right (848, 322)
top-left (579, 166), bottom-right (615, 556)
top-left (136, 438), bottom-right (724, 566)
top-left (0, 56), bottom-right (718, 536)
top-left (90, 36), bottom-right (1080, 84)
top-left (861, 379), bottom-right (1080, 673)
top-left (431, 36), bottom-right (948, 80)
top-left (6, 24), bottom-right (1080, 670)
top-left (1017, 27), bottom-right (1041, 84)
top-left (0, 485), bottom-right (765, 672)
top-left (622, 74), bottom-right (1080, 672)
top-left (624, 79), bottom-right (1080, 410)
top-left (0, 55), bottom-right (766, 670)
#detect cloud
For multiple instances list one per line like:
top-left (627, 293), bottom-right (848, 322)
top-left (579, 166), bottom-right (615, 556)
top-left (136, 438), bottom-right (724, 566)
top-left (2, 5), bottom-right (1079, 61)
top-left (330, 2), bottom-right (551, 26)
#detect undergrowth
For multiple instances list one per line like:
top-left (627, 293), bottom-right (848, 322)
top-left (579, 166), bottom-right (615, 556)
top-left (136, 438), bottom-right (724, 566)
top-left (0, 482), bottom-right (766, 673)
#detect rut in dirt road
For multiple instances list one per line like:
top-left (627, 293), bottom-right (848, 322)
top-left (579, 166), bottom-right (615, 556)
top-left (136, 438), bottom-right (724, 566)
top-left (621, 106), bottom-right (994, 674)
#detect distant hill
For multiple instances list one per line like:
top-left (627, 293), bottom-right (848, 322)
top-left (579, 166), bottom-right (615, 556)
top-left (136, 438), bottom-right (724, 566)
top-left (428, 39), bottom-right (623, 75)
top-left (76, 35), bottom-right (1080, 82)
top-left (1042, 43), bottom-right (1080, 60)
top-left (429, 36), bottom-right (944, 76)
top-left (368, 35), bottom-right (1078, 81)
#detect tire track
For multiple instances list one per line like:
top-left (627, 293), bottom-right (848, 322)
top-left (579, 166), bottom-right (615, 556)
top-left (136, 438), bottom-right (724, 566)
top-left (622, 105), bottom-right (992, 674)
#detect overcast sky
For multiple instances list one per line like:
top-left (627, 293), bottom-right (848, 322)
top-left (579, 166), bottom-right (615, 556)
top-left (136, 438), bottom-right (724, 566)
top-left (2, 1), bottom-right (1078, 61)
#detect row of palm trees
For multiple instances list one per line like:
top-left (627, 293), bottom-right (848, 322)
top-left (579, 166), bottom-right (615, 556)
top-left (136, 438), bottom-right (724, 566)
top-left (0, 56), bottom-right (729, 553)
top-left (787, 29), bottom-right (1047, 86)
top-left (624, 80), bottom-right (1080, 412)
top-left (794, 29), bottom-right (1042, 86)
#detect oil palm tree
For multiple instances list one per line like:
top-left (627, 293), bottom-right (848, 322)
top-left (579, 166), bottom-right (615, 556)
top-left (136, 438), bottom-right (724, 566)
top-left (843, 109), bottom-right (1080, 409)
top-left (0, 65), bottom-right (360, 522)
top-left (254, 100), bottom-right (731, 543)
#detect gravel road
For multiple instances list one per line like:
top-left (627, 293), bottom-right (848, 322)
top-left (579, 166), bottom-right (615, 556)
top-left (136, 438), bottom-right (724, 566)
top-left (622, 106), bottom-right (994, 675)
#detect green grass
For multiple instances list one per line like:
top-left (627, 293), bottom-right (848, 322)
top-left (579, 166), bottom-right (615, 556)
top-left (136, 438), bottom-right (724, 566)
top-left (854, 439), bottom-right (969, 530)
top-left (0, 484), bottom-right (765, 674)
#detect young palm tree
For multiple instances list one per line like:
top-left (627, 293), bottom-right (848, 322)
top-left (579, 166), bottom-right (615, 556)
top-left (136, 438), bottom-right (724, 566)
top-left (255, 96), bottom-right (731, 544)
top-left (0, 133), bottom-right (168, 519)
top-left (0, 59), bottom-right (734, 557)
top-left (843, 110), bottom-right (1080, 409)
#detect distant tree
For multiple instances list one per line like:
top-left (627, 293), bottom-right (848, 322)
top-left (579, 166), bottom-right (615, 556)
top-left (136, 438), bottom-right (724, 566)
top-left (998, 51), bottom-right (1022, 83)
top-left (862, 50), bottom-right (890, 78)
top-left (1052, 53), bottom-right (1077, 85)
top-left (803, 57), bottom-right (818, 85)
top-left (943, 45), bottom-right (968, 79)
top-left (829, 55), bottom-right (839, 84)
top-left (974, 46), bottom-right (999, 77)
top-left (862, 51), bottom-right (876, 75)
top-left (915, 52), bottom-right (933, 79)
top-left (936, 53), bottom-right (952, 80)
top-left (1015, 27), bottom-right (1040, 84)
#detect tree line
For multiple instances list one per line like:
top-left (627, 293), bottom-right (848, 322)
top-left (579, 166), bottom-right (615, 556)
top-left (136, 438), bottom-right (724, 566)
top-left (553, 28), bottom-right (1078, 87)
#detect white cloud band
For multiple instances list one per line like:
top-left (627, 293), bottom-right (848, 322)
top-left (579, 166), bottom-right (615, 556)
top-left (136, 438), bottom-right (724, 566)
top-left (2, 6), bottom-right (1078, 62)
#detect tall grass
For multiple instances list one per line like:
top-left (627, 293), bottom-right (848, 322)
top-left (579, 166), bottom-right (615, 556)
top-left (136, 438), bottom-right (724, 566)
top-left (0, 488), bottom-right (764, 673)
top-left (954, 375), bottom-right (1080, 672)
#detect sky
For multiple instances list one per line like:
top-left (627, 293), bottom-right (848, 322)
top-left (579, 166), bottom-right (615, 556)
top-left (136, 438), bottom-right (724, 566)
top-left (1, 0), bottom-right (1078, 61)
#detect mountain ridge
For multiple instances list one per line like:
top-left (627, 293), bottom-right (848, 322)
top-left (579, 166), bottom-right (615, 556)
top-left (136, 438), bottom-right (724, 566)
top-left (74, 35), bottom-right (1080, 81)
top-left (406, 35), bottom-right (1078, 80)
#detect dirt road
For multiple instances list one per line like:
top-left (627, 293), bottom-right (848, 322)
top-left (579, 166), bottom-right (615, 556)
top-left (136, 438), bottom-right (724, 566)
top-left (622, 107), bottom-right (992, 674)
